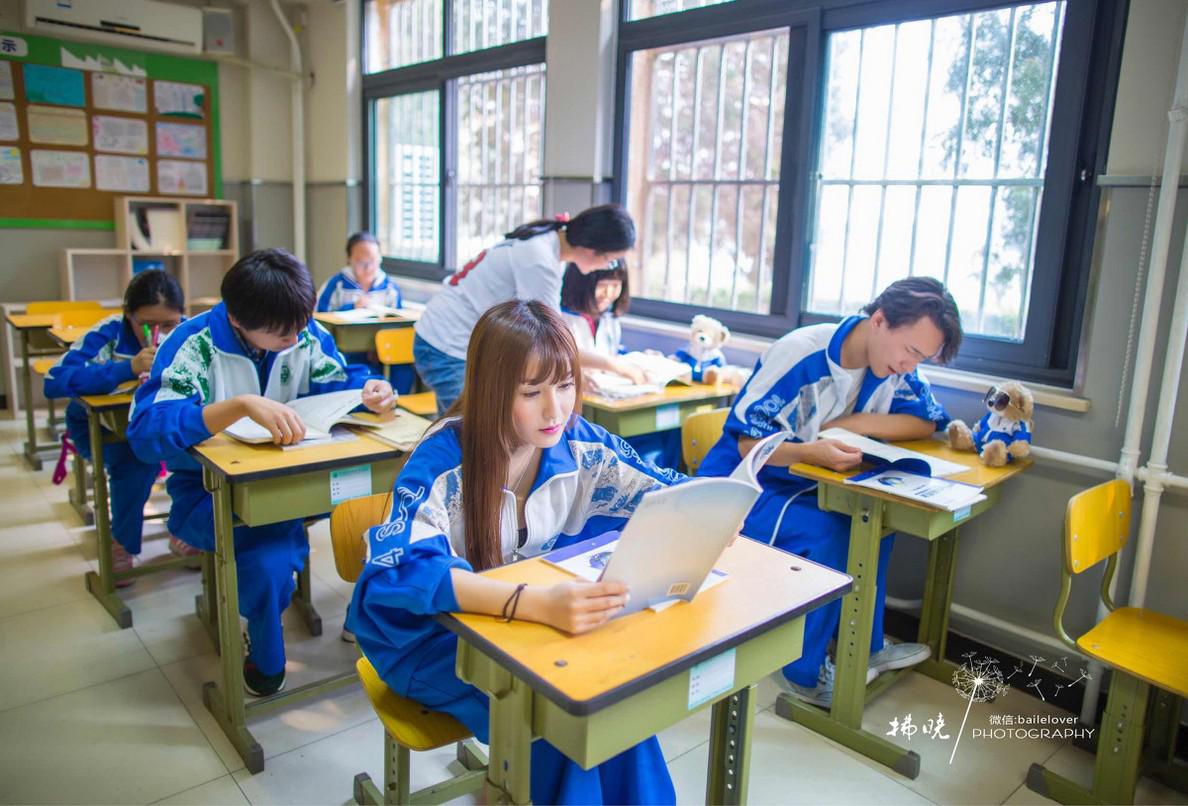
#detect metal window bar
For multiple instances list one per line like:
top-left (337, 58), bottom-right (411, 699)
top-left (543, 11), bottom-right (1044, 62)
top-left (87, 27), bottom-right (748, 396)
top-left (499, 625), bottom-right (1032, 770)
top-left (836, 31), bottom-right (866, 312)
top-left (941, 12), bottom-right (979, 290)
top-left (756, 35), bottom-right (778, 313)
top-left (870, 25), bottom-right (900, 300)
top-left (907, 19), bottom-right (937, 279)
top-left (975, 7), bottom-right (1018, 333)
top-left (701, 43), bottom-right (727, 304)
top-left (729, 38), bottom-right (754, 309)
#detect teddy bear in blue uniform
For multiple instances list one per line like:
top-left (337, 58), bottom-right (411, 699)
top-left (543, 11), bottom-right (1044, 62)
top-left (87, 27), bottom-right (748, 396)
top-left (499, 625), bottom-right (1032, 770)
top-left (947, 381), bottom-right (1034, 466)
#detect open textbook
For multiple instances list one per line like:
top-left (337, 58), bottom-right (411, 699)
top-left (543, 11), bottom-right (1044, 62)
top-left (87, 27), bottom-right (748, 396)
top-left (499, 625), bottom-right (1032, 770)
top-left (817, 427), bottom-right (968, 477)
top-left (543, 429), bottom-right (791, 614)
top-left (326, 305), bottom-right (405, 322)
top-left (224, 389), bottom-right (380, 445)
top-left (584, 352), bottom-right (693, 400)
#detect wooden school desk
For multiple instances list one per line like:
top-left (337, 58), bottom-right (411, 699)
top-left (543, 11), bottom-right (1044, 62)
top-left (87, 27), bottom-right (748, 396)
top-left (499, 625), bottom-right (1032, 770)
top-left (313, 308), bottom-right (420, 354)
top-left (190, 431), bottom-right (409, 773)
top-left (6, 311), bottom-right (71, 470)
top-left (774, 440), bottom-right (1030, 779)
top-left (440, 537), bottom-right (852, 805)
top-left (48, 324), bottom-right (88, 348)
top-left (76, 389), bottom-right (189, 627)
top-left (581, 381), bottom-right (736, 439)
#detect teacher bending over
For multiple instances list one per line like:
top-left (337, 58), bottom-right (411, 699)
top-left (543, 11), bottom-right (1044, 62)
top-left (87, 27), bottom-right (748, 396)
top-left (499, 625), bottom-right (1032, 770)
top-left (412, 204), bottom-right (648, 414)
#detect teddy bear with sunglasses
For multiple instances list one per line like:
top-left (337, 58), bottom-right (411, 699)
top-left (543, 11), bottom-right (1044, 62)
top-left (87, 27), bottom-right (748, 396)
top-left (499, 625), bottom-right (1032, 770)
top-left (946, 381), bottom-right (1034, 466)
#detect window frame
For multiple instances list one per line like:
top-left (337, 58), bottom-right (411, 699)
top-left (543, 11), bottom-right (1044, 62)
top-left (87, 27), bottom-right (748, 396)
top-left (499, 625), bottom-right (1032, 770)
top-left (361, 1), bottom-right (547, 282)
top-left (613, 0), bottom-right (1128, 386)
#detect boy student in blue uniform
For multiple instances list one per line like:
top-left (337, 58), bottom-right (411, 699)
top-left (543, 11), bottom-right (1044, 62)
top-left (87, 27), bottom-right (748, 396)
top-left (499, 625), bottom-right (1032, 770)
top-left (350, 300), bottom-right (681, 804)
top-left (698, 277), bottom-right (963, 708)
top-left (44, 270), bottom-right (191, 581)
top-left (127, 249), bottom-right (398, 696)
top-left (315, 231), bottom-right (402, 313)
top-left (413, 205), bottom-right (649, 414)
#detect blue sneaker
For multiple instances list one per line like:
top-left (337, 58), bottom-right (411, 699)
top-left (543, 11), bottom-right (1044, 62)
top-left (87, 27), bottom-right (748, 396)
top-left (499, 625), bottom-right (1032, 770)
top-left (868, 638), bottom-right (932, 679)
top-left (773, 657), bottom-right (877, 709)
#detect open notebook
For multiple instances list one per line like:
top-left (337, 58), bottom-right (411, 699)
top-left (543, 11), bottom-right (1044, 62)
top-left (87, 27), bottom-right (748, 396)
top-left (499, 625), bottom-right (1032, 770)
top-left (224, 390), bottom-right (380, 445)
top-left (584, 352), bottom-right (693, 400)
top-left (327, 306), bottom-right (404, 322)
top-left (543, 429), bottom-right (791, 615)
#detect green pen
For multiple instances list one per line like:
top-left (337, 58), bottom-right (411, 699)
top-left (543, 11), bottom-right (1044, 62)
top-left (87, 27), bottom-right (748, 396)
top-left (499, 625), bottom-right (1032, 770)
top-left (142, 323), bottom-right (151, 345)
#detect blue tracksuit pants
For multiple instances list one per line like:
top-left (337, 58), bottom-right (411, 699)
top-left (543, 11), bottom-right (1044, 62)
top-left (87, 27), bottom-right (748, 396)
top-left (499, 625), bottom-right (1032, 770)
top-left (167, 471), bottom-right (308, 676)
top-left (742, 488), bottom-right (893, 688)
top-left (68, 412), bottom-right (158, 555)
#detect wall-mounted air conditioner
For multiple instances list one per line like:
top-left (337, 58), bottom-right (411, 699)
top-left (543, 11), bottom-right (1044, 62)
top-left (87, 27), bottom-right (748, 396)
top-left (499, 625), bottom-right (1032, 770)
top-left (25, 0), bottom-right (203, 55)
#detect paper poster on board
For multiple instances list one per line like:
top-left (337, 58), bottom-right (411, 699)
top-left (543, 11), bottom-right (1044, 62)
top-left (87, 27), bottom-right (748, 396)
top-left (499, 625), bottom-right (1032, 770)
top-left (154, 81), bottom-right (205, 118)
top-left (0, 146), bottom-right (22, 184)
top-left (92, 73), bottom-right (148, 113)
top-left (157, 158), bottom-right (206, 195)
top-left (23, 64), bottom-right (86, 107)
top-left (27, 105), bottom-right (88, 146)
top-left (95, 154), bottom-right (150, 192)
top-left (155, 121), bottom-right (206, 159)
top-left (0, 61), bottom-right (13, 101)
top-left (31, 149), bottom-right (91, 188)
top-left (0, 102), bottom-right (18, 141)
top-left (93, 115), bottom-right (148, 154)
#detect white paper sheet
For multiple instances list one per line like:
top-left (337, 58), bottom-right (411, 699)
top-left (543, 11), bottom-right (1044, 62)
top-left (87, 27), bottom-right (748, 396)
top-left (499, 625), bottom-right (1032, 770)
top-left (0, 146), bottom-right (22, 185)
top-left (91, 73), bottom-right (147, 113)
top-left (27, 105), bottom-right (88, 146)
top-left (30, 149), bottom-right (90, 188)
top-left (0, 101), bottom-right (17, 141)
top-left (93, 115), bottom-right (148, 154)
top-left (156, 159), bottom-right (206, 195)
top-left (155, 121), bottom-right (205, 159)
top-left (154, 80), bottom-right (205, 118)
top-left (95, 155), bottom-right (150, 192)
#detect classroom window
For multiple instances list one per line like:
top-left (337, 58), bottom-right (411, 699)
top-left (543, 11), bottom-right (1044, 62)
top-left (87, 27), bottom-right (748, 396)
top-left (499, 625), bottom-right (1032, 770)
top-left (625, 29), bottom-right (788, 314)
top-left (457, 64), bottom-right (546, 263)
top-left (373, 91), bottom-right (440, 264)
top-left (615, 0), bottom-right (1124, 384)
top-left (807, 3), bottom-right (1065, 342)
top-left (363, 0), bottom-right (547, 275)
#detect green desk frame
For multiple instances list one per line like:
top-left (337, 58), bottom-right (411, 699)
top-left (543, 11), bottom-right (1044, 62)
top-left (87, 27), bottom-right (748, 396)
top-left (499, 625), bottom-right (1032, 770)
top-left (193, 444), bottom-right (406, 774)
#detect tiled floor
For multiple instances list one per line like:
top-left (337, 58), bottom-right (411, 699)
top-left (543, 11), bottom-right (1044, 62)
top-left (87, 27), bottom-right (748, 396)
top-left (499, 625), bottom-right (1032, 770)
top-left (0, 417), bottom-right (1182, 805)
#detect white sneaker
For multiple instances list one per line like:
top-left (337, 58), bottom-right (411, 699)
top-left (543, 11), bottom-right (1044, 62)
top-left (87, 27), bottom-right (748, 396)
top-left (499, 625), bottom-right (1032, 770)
top-left (868, 638), bottom-right (932, 679)
top-left (341, 626), bottom-right (356, 644)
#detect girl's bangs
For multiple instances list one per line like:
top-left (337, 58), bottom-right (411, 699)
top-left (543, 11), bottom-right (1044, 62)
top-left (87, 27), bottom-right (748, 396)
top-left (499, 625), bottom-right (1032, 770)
top-left (523, 323), bottom-right (577, 385)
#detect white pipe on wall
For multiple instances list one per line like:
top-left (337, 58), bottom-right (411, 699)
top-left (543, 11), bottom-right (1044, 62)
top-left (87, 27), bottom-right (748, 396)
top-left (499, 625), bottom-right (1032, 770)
top-left (270, 0), bottom-right (306, 263)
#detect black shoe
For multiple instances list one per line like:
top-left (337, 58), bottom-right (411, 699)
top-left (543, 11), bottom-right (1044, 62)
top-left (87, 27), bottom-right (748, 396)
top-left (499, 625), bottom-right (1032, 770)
top-left (243, 661), bottom-right (286, 697)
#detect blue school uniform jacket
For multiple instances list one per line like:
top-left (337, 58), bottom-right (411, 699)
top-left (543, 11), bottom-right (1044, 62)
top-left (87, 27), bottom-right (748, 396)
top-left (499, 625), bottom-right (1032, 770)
top-left (349, 415), bottom-right (685, 697)
top-left (316, 267), bottom-right (402, 312)
top-left (698, 315), bottom-right (950, 493)
top-left (44, 314), bottom-right (140, 403)
top-left (126, 302), bottom-right (373, 471)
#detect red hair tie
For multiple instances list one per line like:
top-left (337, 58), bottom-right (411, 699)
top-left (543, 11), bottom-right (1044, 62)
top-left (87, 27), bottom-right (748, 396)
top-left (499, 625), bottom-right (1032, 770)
top-left (554, 212), bottom-right (571, 227)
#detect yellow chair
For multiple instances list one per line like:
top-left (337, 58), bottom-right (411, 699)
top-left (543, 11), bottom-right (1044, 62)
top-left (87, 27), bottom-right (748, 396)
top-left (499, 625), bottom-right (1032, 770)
top-left (1026, 479), bottom-right (1188, 804)
top-left (25, 300), bottom-right (102, 315)
top-left (54, 308), bottom-right (115, 329)
top-left (681, 407), bottom-right (729, 474)
top-left (329, 493), bottom-right (488, 805)
top-left (375, 329), bottom-right (438, 417)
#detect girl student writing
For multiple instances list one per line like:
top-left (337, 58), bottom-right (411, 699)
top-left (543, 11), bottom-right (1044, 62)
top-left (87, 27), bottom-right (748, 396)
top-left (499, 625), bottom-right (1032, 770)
top-left (349, 299), bottom-right (683, 804)
top-left (43, 270), bottom-right (194, 579)
top-left (411, 204), bottom-right (649, 414)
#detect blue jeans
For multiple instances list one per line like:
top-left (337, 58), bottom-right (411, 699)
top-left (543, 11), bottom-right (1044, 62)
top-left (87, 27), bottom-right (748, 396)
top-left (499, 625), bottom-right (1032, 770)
top-left (413, 334), bottom-right (466, 415)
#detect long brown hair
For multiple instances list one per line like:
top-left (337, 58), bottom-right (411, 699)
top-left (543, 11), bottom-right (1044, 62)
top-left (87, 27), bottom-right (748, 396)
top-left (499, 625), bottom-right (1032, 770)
top-left (444, 300), bottom-right (583, 570)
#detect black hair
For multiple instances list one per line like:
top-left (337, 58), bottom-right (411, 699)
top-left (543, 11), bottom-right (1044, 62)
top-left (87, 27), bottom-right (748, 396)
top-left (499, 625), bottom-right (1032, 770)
top-left (346, 231), bottom-right (380, 256)
top-left (504, 204), bottom-right (636, 253)
top-left (560, 262), bottom-right (630, 318)
top-left (124, 269), bottom-right (184, 314)
top-left (221, 249), bottom-right (315, 335)
top-left (862, 277), bottom-right (963, 364)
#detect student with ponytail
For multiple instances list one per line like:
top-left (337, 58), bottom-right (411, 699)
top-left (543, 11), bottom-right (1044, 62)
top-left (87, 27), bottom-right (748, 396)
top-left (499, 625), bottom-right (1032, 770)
top-left (412, 204), bottom-right (649, 414)
top-left (350, 299), bottom-right (682, 804)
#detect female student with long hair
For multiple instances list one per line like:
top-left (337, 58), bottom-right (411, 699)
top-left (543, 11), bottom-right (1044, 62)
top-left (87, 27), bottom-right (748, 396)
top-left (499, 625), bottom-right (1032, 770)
top-left (44, 270), bottom-right (191, 578)
top-left (412, 204), bottom-right (649, 414)
top-left (349, 300), bottom-right (683, 804)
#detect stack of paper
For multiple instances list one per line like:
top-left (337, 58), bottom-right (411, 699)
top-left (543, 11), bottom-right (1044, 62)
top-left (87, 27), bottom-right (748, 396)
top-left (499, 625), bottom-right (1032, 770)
top-left (354, 410), bottom-right (434, 450)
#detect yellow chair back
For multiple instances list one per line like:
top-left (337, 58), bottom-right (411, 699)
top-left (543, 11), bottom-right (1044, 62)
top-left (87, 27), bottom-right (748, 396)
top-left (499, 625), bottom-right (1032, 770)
top-left (55, 308), bottom-right (116, 329)
top-left (329, 492), bottom-right (392, 582)
top-left (682, 407), bottom-right (729, 474)
top-left (1065, 479), bottom-right (1131, 575)
top-left (26, 300), bottom-right (102, 315)
top-left (375, 328), bottom-right (415, 367)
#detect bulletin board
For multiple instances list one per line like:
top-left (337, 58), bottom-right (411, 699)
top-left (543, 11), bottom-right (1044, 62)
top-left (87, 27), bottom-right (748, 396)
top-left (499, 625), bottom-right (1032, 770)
top-left (0, 31), bottom-right (221, 229)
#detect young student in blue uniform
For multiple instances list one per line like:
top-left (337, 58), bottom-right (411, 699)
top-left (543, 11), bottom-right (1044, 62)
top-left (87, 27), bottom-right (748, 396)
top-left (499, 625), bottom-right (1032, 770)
top-left (349, 299), bottom-right (681, 804)
top-left (45, 270), bottom-right (191, 580)
top-left (697, 277), bottom-right (963, 707)
top-left (128, 249), bottom-right (398, 696)
top-left (315, 231), bottom-right (402, 313)
top-left (560, 263), bottom-right (681, 469)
